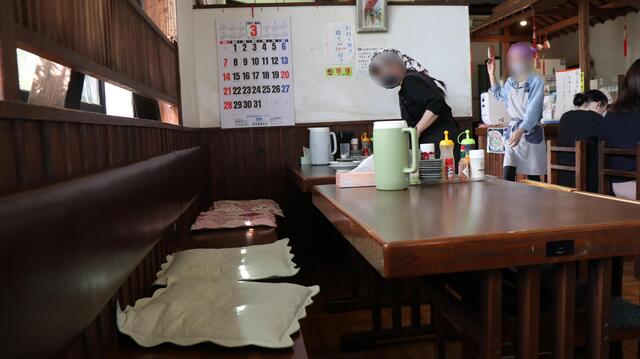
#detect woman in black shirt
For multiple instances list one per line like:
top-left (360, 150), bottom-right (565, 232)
top-left (557, 90), bottom-right (608, 192)
top-left (369, 49), bottom-right (460, 158)
top-left (597, 58), bottom-right (640, 199)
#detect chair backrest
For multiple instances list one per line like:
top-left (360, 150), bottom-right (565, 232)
top-left (0, 147), bottom-right (208, 358)
top-left (597, 141), bottom-right (640, 199)
top-left (546, 140), bottom-right (587, 191)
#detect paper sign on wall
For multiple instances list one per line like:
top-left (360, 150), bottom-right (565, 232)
top-left (324, 23), bottom-right (354, 78)
top-left (554, 68), bottom-right (583, 119)
top-left (356, 47), bottom-right (381, 78)
top-left (216, 18), bottom-right (295, 128)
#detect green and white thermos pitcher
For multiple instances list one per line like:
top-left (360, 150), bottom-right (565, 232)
top-left (373, 120), bottom-right (418, 190)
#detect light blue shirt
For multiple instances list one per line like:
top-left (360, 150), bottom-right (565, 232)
top-left (489, 74), bottom-right (544, 132)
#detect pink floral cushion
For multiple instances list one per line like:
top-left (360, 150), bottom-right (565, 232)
top-left (213, 199), bottom-right (284, 217)
top-left (191, 211), bottom-right (277, 231)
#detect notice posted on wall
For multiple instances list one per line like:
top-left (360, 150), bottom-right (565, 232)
top-left (355, 47), bottom-right (381, 78)
top-left (324, 23), bottom-right (354, 78)
top-left (216, 18), bottom-right (295, 128)
top-left (554, 68), bottom-right (584, 119)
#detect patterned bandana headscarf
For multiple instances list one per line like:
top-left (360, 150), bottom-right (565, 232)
top-left (371, 48), bottom-right (430, 76)
top-left (370, 48), bottom-right (446, 94)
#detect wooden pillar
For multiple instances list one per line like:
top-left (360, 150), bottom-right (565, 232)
top-left (0, 0), bottom-right (19, 101)
top-left (578, 0), bottom-right (590, 90)
top-left (501, 29), bottom-right (510, 82)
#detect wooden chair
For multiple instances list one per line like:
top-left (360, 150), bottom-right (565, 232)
top-left (598, 140), bottom-right (640, 295)
top-left (546, 139), bottom-right (587, 191)
top-left (598, 141), bottom-right (640, 199)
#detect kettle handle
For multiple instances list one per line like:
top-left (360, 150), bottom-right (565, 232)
top-left (402, 127), bottom-right (418, 174)
top-left (330, 132), bottom-right (337, 155)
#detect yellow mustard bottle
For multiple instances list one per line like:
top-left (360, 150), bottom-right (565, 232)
top-left (439, 130), bottom-right (454, 162)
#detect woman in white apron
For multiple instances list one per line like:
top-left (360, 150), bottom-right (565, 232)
top-left (487, 42), bottom-right (546, 181)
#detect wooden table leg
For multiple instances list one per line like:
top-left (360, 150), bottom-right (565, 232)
top-left (391, 279), bottom-right (402, 330)
top-left (552, 262), bottom-right (576, 359)
top-left (370, 269), bottom-right (382, 333)
top-left (587, 258), bottom-right (612, 359)
top-left (411, 279), bottom-right (421, 328)
top-left (517, 266), bottom-right (540, 359)
top-left (480, 269), bottom-right (502, 359)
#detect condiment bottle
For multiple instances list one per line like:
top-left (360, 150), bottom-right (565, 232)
top-left (350, 137), bottom-right (360, 157)
top-left (420, 143), bottom-right (435, 160)
top-left (457, 129), bottom-right (476, 151)
top-left (439, 131), bottom-right (455, 173)
top-left (445, 158), bottom-right (455, 180)
top-left (360, 132), bottom-right (371, 157)
top-left (458, 145), bottom-right (470, 178)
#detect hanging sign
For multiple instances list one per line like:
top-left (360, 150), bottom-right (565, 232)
top-left (216, 18), bottom-right (295, 128)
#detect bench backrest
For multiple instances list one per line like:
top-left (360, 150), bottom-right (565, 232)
top-left (0, 147), bottom-right (208, 358)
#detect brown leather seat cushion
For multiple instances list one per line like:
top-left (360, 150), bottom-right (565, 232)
top-left (110, 332), bottom-right (308, 359)
top-left (185, 227), bottom-right (279, 249)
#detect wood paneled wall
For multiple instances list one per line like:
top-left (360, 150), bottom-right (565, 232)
top-left (204, 121), bottom-right (373, 203)
top-left (0, 101), bottom-right (200, 196)
top-left (204, 118), bottom-right (475, 203)
top-left (4, 0), bottom-right (178, 104)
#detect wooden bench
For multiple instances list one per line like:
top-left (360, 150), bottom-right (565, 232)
top-left (0, 147), bottom-right (306, 359)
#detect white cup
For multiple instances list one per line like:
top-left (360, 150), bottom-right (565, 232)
top-left (469, 150), bottom-right (485, 179)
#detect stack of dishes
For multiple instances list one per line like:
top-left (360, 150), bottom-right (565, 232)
top-left (419, 159), bottom-right (442, 184)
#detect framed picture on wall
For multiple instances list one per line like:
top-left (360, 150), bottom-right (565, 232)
top-left (356, 0), bottom-right (387, 33)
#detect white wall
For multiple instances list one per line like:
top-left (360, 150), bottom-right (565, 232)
top-left (179, 5), bottom-right (471, 128)
top-left (177, 0), bottom-right (200, 127)
top-left (545, 11), bottom-right (640, 87)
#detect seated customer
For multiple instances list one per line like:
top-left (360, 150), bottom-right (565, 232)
top-left (557, 90), bottom-right (608, 192)
top-left (597, 58), bottom-right (640, 200)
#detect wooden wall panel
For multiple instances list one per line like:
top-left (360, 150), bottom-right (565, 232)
top-left (11, 0), bottom-right (178, 104)
top-left (0, 101), bottom-right (201, 196)
top-left (203, 121), bottom-right (375, 203)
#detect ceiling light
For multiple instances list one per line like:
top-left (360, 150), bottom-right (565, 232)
top-left (520, 20), bottom-right (528, 27)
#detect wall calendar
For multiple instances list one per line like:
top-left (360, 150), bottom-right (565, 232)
top-left (216, 18), bottom-right (295, 128)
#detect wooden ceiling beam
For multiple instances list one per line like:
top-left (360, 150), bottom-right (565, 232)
top-left (471, 35), bottom-right (532, 42)
top-left (472, 9), bottom-right (536, 35)
top-left (538, 16), bottom-right (579, 34)
top-left (536, 6), bottom-right (626, 16)
top-left (531, 0), bottom-right (570, 12)
top-left (602, 0), bottom-right (640, 9)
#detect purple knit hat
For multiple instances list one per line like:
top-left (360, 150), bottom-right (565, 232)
top-left (507, 42), bottom-right (536, 59)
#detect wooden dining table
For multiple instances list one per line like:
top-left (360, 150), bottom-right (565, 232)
top-left (289, 164), bottom-right (337, 192)
top-left (312, 178), bottom-right (640, 358)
